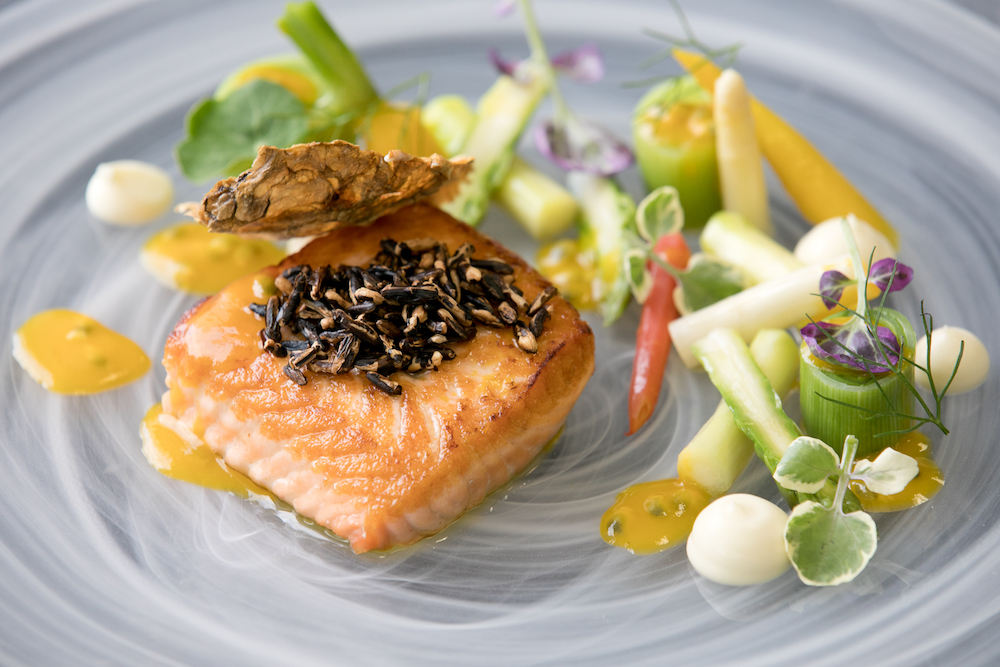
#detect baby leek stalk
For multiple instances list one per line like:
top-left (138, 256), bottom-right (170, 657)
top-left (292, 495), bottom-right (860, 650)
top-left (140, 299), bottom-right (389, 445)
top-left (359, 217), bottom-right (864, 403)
top-left (693, 328), bottom-right (860, 512)
top-left (669, 254), bottom-right (857, 368)
top-left (440, 64), bottom-right (552, 226)
top-left (632, 76), bottom-right (720, 229)
top-left (700, 211), bottom-right (804, 285)
top-left (568, 173), bottom-right (638, 324)
top-left (677, 329), bottom-right (799, 497)
top-left (422, 94), bottom-right (578, 239)
top-left (713, 69), bottom-right (771, 234)
top-left (800, 312), bottom-right (916, 459)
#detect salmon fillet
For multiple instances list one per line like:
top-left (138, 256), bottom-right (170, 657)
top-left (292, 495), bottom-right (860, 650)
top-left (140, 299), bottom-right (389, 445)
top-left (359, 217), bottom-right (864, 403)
top-left (159, 204), bottom-right (595, 553)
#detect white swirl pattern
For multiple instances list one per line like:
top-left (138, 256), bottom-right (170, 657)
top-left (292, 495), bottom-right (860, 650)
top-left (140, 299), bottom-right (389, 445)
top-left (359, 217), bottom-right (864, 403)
top-left (0, 0), bottom-right (999, 664)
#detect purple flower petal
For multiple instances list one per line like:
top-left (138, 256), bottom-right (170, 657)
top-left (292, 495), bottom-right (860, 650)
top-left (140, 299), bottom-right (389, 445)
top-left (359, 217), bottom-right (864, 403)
top-left (489, 48), bottom-right (521, 78)
top-left (801, 319), bottom-right (901, 372)
top-left (493, 0), bottom-right (516, 17)
top-left (819, 270), bottom-right (853, 309)
top-left (533, 115), bottom-right (634, 175)
top-left (868, 258), bottom-right (914, 294)
top-left (551, 43), bottom-right (605, 84)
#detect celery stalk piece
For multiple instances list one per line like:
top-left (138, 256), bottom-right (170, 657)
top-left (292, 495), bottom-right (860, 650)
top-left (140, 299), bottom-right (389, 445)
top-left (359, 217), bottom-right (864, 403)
top-left (277, 1), bottom-right (379, 115)
top-left (700, 211), bottom-right (804, 285)
top-left (421, 94), bottom-right (476, 157)
top-left (440, 66), bottom-right (552, 225)
top-left (800, 308), bottom-right (916, 458)
top-left (669, 254), bottom-right (855, 368)
top-left (632, 76), bottom-right (720, 229)
top-left (713, 69), bottom-right (771, 234)
top-left (693, 328), bottom-right (859, 511)
top-left (498, 157), bottom-right (579, 240)
top-left (568, 172), bottom-right (638, 325)
top-left (678, 329), bottom-right (799, 496)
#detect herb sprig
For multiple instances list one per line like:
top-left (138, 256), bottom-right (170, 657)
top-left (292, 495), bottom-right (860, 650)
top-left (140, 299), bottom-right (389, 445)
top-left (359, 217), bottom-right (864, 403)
top-left (776, 434), bottom-right (919, 586)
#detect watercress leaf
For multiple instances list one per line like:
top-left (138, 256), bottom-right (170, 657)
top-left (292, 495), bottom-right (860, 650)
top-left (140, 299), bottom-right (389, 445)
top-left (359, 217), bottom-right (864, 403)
top-left (551, 43), bottom-right (605, 84)
top-left (773, 436), bottom-right (841, 493)
top-left (676, 256), bottom-right (744, 312)
top-left (818, 270), bottom-right (853, 309)
top-left (635, 186), bottom-right (684, 244)
top-left (852, 447), bottom-right (920, 496)
top-left (869, 258), bottom-right (914, 294)
top-left (176, 79), bottom-right (309, 182)
top-left (784, 500), bottom-right (877, 586)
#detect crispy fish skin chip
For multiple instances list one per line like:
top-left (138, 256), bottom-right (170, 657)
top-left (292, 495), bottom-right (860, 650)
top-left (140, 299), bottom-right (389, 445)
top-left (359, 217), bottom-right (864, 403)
top-left (176, 141), bottom-right (473, 239)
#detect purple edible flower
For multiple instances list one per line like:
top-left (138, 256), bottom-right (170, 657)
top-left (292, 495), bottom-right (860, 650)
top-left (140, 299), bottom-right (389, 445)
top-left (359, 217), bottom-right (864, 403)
top-left (490, 44), bottom-right (606, 84)
top-left (801, 320), bottom-right (901, 372)
top-left (533, 115), bottom-right (634, 175)
top-left (494, 0), bottom-right (517, 17)
top-left (550, 43), bottom-right (605, 84)
top-left (819, 270), bottom-right (853, 309)
top-left (868, 258), bottom-right (914, 294)
top-left (489, 48), bottom-right (522, 79)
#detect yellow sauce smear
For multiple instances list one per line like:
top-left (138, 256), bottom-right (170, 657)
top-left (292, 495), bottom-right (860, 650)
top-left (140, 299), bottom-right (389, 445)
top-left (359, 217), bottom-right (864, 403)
top-left (140, 404), bottom-right (273, 499)
top-left (641, 101), bottom-right (714, 147)
top-left (363, 103), bottom-right (443, 157)
top-left (536, 239), bottom-right (597, 310)
top-left (13, 309), bottom-right (150, 394)
top-left (600, 478), bottom-right (713, 554)
top-left (141, 223), bottom-right (286, 295)
top-left (851, 432), bottom-right (944, 512)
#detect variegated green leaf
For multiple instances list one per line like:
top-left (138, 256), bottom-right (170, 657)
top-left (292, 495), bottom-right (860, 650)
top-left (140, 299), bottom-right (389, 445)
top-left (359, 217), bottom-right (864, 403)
top-left (773, 436), bottom-right (840, 493)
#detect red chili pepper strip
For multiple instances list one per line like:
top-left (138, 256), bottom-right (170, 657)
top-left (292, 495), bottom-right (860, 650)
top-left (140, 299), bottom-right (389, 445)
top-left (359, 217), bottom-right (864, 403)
top-left (626, 233), bottom-right (691, 435)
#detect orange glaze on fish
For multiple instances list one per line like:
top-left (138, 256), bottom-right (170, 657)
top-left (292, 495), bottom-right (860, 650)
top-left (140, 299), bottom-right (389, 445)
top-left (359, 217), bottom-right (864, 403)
top-left (158, 204), bottom-right (595, 553)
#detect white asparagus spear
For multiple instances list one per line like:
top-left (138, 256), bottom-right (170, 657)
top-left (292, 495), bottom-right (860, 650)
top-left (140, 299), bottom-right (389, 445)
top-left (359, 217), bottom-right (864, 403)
top-left (714, 69), bottom-right (771, 234)
top-left (669, 254), bottom-right (856, 368)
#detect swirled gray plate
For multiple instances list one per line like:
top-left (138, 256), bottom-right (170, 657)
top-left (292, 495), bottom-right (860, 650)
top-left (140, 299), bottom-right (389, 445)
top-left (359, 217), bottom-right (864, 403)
top-left (1, 0), bottom-right (999, 664)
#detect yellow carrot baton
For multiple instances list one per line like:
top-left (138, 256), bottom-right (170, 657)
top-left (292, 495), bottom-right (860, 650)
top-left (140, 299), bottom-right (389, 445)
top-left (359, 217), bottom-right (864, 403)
top-left (673, 49), bottom-right (899, 248)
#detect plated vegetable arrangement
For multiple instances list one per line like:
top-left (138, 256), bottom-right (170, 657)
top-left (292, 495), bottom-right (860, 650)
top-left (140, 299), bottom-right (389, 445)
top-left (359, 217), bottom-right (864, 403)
top-left (10, 0), bottom-right (992, 587)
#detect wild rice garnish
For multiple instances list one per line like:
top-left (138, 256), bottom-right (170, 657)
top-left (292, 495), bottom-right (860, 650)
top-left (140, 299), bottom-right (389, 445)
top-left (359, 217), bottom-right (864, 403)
top-left (250, 239), bottom-right (556, 395)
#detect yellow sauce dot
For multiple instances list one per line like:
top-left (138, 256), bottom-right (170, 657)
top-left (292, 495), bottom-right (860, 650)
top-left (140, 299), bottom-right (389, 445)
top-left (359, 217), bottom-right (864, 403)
top-left (12, 309), bottom-right (150, 394)
top-left (536, 239), bottom-right (597, 310)
top-left (600, 478), bottom-right (714, 554)
top-left (140, 404), bottom-right (274, 499)
top-left (140, 222), bottom-right (286, 295)
top-left (851, 432), bottom-right (944, 512)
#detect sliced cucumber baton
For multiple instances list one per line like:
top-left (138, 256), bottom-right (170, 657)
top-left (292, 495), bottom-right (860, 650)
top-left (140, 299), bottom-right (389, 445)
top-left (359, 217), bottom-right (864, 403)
top-left (678, 328), bottom-right (799, 497)
top-left (568, 172), bottom-right (638, 325)
top-left (694, 328), bottom-right (860, 511)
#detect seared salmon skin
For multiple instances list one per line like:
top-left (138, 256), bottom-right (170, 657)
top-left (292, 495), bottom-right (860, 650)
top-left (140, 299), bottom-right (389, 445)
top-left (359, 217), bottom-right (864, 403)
top-left (159, 204), bottom-right (595, 552)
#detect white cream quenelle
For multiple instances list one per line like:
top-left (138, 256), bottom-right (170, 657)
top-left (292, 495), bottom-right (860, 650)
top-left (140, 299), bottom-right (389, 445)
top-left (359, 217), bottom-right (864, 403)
top-left (915, 326), bottom-right (990, 394)
top-left (686, 493), bottom-right (790, 586)
top-left (85, 160), bottom-right (174, 225)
